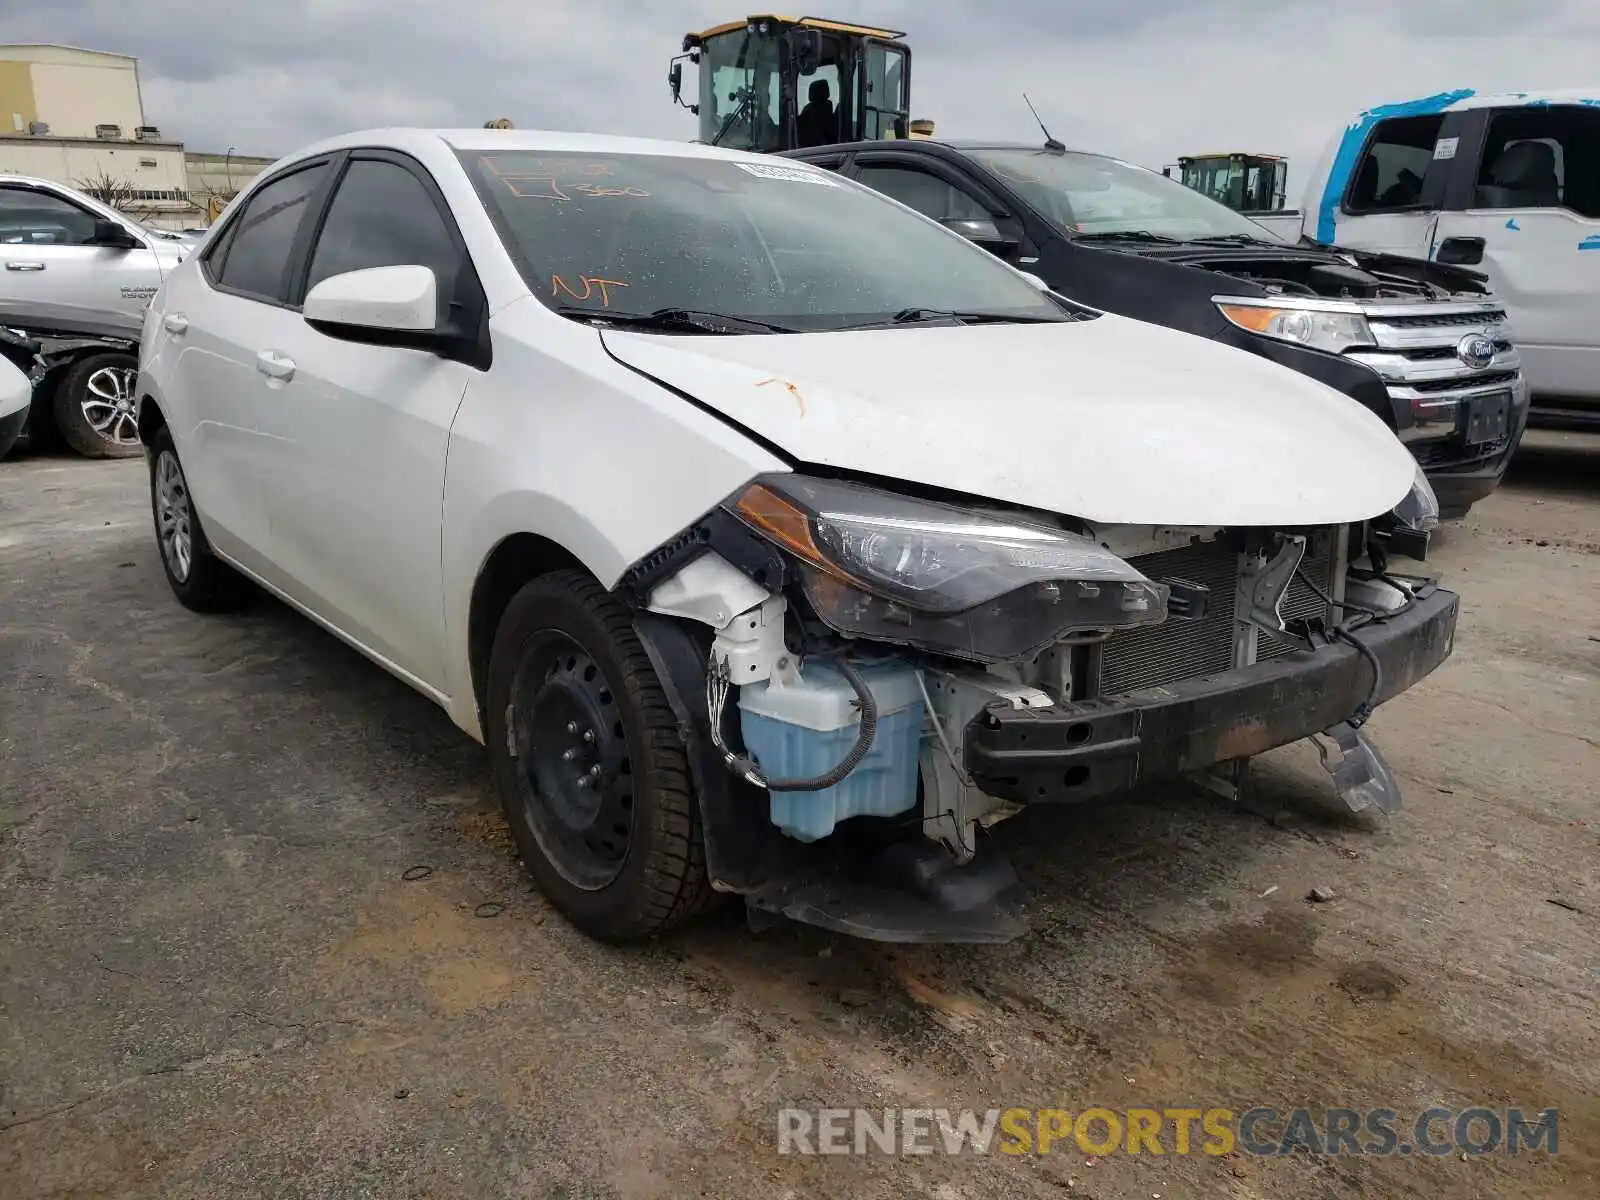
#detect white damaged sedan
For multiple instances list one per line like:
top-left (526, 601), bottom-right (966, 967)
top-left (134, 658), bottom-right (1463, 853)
top-left (136, 129), bottom-right (1452, 943)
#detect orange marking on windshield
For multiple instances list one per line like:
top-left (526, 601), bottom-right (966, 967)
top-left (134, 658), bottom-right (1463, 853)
top-left (572, 183), bottom-right (651, 198)
top-left (756, 378), bottom-right (805, 417)
top-left (552, 274), bottom-right (630, 307)
top-left (504, 176), bottom-right (571, 200)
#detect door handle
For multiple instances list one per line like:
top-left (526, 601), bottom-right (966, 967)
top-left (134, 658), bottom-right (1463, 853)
top-left (163, 313), bottom-right (189, 334)
top-left (1435, 236), bottom-right (1486, 266)
top-left (4, 261), bottom-right (45, 271)
top-left (255, 350), bottom-right (296, 381)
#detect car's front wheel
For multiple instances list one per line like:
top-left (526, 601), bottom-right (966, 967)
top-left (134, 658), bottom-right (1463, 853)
top-left (486, 570), bottom-right (713, 941)
top-left (55, 351), bottom-right (144, 458)
top-left (147, 426), bottom-right (249, 612)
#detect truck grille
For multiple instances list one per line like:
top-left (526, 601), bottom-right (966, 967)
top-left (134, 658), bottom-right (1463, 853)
top-left (1096, 531), bottom-right (1336, 697)
top-left (1344, 302), bottom-right (1523, 470)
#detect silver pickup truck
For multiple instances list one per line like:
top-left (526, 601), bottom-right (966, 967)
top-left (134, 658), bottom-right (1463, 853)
top-left (0, 174), bottom-right (193, 457)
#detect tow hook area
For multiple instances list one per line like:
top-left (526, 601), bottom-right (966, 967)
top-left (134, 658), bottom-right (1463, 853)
top-left (1312, 720), bottom-right (1404, 815)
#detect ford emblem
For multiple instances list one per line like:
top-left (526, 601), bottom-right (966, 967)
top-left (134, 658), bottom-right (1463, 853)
top-left (1456, 333), bottom-right (1497, 370)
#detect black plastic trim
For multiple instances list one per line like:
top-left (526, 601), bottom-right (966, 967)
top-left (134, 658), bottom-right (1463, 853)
top-left (966, 585), bottom-right (1459, 803)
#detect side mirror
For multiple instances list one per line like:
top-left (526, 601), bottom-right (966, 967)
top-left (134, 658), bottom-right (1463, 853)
top-left (90, 218), bottom-right (142, 249)
top-left (668, 62), bottom-right (684, 104)
top-left (942, 216), bottom-right (1019, 252)
top-left (304, 264), bottom-right (450, 353)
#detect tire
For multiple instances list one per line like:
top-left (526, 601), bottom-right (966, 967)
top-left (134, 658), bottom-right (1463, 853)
top-left (486, 569), bottom-right (712, 941)
top-left (54, 351), bottom-right (143, 458)
top-left (146, 425), bottom-right (249, 612)
top-left (0, 409), bottom-right (23, 462)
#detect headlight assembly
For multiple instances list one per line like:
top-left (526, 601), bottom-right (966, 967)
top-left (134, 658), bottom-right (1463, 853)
top-left (1390, 461), bottom-right (1440, 533)
top-left (1214, 297), bottom-right (1375, 356)
top-left (726, 474), bottom-right (1169, 663)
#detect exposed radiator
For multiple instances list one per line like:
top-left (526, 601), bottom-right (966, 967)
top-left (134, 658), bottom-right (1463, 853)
top-left (1095, 531), bottom-right (1336, 697)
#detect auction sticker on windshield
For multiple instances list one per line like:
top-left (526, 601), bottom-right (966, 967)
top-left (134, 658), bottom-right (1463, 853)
top-left (736, 162), bottom-right (839, 186)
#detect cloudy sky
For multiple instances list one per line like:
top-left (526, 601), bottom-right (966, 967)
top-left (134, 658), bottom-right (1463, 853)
top-left (4, 1), bottom-right (1597, 197)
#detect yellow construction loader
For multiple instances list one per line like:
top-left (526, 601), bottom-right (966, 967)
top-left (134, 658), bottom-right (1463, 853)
top-left (668, 15), bottom-right (915, 152)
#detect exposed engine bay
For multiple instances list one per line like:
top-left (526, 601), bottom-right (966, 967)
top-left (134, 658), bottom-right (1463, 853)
top-left (622, 471), bottom-right (1455, 944)
top-left (1139, 242), bottom-right (1493, 303)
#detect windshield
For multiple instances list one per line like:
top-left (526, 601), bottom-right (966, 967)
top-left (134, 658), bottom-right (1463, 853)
top-left (970, 149), bottom-right (1275, 241)
top-left (461, 150), bottom-right (1065, 332)
top-left (696, 30), bottom-right (783, 152)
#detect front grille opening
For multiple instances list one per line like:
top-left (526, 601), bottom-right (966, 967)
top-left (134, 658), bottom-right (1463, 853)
top-left (1407, 369), bottom-right (1519, 394)
top-left (1095, 532), bottom-right (1335, 696)
top-left (1375, 309), bottom-right (1507, 329)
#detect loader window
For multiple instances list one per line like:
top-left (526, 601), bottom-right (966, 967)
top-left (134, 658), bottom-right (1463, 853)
top-left (697, 29), bottom-right (784, 152)
top-left (1345, 115), bottom-right (1443, 212)
top-left (1472, 106), bottom-right (1600, 217)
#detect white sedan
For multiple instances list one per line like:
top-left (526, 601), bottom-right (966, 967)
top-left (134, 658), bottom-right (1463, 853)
top-left (136, 128), bottom-right (1450, 944)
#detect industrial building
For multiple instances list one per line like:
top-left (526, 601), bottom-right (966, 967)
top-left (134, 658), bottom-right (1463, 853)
top-left (0, 43), bottom-right (271, 228)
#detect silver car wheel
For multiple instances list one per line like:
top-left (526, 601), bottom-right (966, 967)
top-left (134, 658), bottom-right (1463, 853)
top-left (155, 450), bottom-right (193, 583)
top-left (82, 366), bottom-right (141, 447)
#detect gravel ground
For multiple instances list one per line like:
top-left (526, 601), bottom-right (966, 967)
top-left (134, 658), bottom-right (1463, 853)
top-left (2, 430), bottom-right (1596, 1199)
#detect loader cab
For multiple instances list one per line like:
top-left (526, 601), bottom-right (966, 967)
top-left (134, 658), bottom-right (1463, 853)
top-left (669, 15), bottom-right (911, 154)
top-left (1169, 152), bottom-right (1288, 214)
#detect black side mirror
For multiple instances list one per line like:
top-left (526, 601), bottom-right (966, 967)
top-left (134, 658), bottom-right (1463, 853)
top-left (668, 62), bottom-right (683, 103)
top-left (793, 30), bottom-right (821, 74)
top-left (943, 217), bottom-right (1018, 252)
top-left (90, 218), bottom-right (141, 249)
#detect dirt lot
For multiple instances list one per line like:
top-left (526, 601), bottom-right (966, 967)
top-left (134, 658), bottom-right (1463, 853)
top-left (2, 431), bottom-right (1596, 1200)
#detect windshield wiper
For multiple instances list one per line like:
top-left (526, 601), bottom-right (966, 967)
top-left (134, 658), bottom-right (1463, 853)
top-left (876, 307), bottom-right (1063, 327)
top-left (1073, 230), bottom-right (1184, 244)
top-left (557, 307), bottom-right (797, 334)
top-left (1182, 233), bottom-right (1283, 247)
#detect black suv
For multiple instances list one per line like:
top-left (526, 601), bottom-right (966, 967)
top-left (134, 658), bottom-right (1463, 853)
top-left (782, 139), bottom-right (1528, 519)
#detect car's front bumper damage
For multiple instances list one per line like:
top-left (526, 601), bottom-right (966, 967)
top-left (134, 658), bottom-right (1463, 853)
top-left (965, 582), bottom-right (1458, 804)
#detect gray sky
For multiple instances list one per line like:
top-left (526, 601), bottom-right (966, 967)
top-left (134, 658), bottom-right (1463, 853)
top-left (4, 1), bottom-right (1596, 200)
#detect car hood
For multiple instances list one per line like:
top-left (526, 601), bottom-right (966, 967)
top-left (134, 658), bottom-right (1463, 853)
top-left (599, 313), bottom-right (1416, 527)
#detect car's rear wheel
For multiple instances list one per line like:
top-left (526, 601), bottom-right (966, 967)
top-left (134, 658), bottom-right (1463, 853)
top-left (147, 426), bottom-right (249, 612)
top-left (55, 352), bottom-right (143, 458)
top-left (486, 569), bottom-right (713, 941)
top-left (0, 408), bottom-right (23, 461)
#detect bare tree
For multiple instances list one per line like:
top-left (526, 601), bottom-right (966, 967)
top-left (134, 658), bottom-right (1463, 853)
top-left (72, 167), bottom-right (173, 224)
top-left (73, 167), bottom-right (141, 212)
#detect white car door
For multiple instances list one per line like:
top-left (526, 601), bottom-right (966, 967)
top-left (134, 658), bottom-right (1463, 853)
top-left (0, 181), bottom-right (163, 317)
top-left (157, 160), bottom-right (335, 577)
top-left (1429, 106), bottom-right (1600, 405)
top-left (1317, 112), bottom-right (1446, 258)
top-left (253, 152), bottom-right (481, 691)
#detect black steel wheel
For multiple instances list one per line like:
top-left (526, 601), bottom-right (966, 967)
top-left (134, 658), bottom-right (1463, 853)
top-left (513, 635), bottom-right (636, 891)
top-left (485, 570), bottom-right (713, 940)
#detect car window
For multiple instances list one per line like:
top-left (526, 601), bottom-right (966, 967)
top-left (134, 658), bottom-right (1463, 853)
top-left (460, 150), bottom-right (1066, 332)
top-left (0, 186), bottom-right (98, 245)
top-left (1472, 105), bottom-right (1600, 216)
top-left (215, 163), bottom-right (329, 302)
top-left (854, 165), bottom-right (991, 222)
top-left (967, 148), bottom-right (1270, 239)
top-left (1346, 115), bottom-right (1445, 213)
top-left (304, 158), bottom-right (464, 314)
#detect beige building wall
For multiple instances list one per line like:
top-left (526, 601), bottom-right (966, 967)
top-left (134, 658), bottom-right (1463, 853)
top-left (0, 45), bottom-right (143, 138)
top-left (0, 139), bottom-right (187, 195)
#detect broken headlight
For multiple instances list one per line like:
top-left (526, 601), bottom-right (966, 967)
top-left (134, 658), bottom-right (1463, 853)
top-left (1390, 461), bottom-right (1440, 532)
top-left (1214, 298), bottom-right (1374, 356)
top-left (725, 474), bottom-right (1169, 663)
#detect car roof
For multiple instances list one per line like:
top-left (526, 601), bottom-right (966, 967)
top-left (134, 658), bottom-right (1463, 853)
top-left (271, 127), bottom-right (790, 167)
top-left (789, 138), bottom-right (1114, 160)
top-left (1421, 87), bottom-right (1600, 112)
